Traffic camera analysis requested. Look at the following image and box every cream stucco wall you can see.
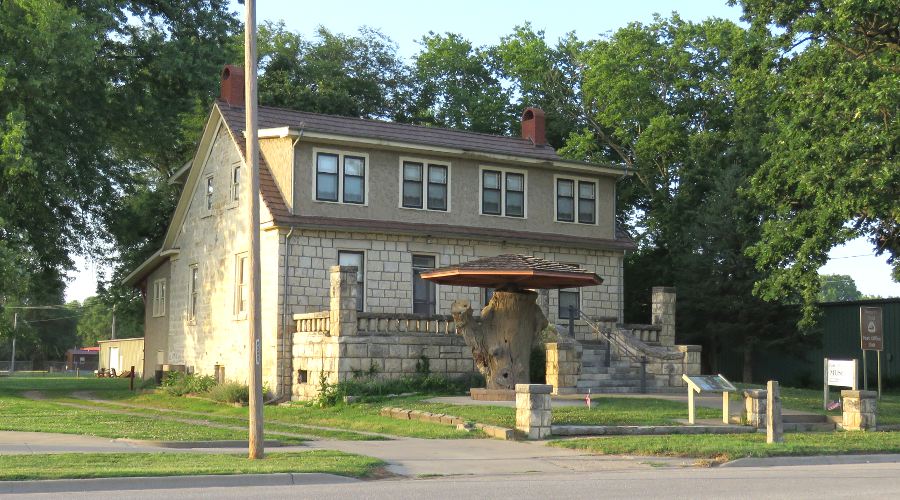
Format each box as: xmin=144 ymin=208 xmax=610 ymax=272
xmin=290 ymin=142 xmax=619 ymax=241
xmin=142 ymin=260 xmax=170 ymax=379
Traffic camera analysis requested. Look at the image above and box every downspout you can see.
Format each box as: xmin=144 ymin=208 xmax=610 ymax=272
xmin=274 ymin=126 xmax=304 ymax=403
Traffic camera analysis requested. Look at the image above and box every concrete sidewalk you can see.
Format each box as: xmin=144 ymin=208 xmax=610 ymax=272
xmin=0 ymin=431 xmax=308 ymax=455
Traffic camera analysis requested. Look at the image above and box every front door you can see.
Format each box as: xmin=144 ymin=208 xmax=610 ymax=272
xmin=108 ymin=347 xmax=120 ymax=372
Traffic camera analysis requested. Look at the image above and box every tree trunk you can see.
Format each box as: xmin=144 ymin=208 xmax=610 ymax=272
xmin=451 ymin=290 xmax=548 ymax=390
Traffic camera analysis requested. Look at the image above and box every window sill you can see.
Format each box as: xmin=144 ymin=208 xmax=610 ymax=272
xmin=554 ymin=219 xmax=598 ymax=226
xmin=399 ymin=205 xmax=449 ymax=213
xmin=312 ymin=199 xmax=369 ymax=207
xmin=479 ymin=212 xmax=526 ymax=219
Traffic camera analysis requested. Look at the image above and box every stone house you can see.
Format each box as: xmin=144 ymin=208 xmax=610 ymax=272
xmin=125 ymin=66 xmax=698 ymax=399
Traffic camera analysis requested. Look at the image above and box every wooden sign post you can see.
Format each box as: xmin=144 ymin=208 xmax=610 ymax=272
xmin=682 ymin=374 xmax=736 ymax=425
xmin=860 ymin=306 xmax=884 ymax=398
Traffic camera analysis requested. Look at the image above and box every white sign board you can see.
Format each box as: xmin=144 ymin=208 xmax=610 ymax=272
xmin=827 ymin=360 xmax=856 ymax=387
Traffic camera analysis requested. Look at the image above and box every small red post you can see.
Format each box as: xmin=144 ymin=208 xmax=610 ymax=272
xmin=130 ymin=365 xmax=135 ymax=391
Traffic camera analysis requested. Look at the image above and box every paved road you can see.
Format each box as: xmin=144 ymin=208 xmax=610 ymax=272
xmin=4 ymin=461 xmax=899 ymax=499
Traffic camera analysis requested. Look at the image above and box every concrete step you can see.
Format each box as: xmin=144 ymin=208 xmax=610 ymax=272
xmin=577 ymin=373 xmax=612 ymax=381
xmin=783 ymin=414 xmax=828 ymax=424
xmin=577 ymin=378 xmax=644 ymax=388
xmin=784 ymin=422 xmax=835 ymax=432
xmin=577 ymin=386 xmax=645 ymax=394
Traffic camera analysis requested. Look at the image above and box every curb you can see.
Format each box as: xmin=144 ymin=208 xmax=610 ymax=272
xmin=113 ymin=438 xmax=287 ymax=449
xmin=720 ymin=453 xmax=900 ymax=468
xmin=0 ymin=472 xmax=359 ymax=494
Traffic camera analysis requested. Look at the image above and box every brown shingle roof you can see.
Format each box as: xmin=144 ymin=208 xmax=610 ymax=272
xmin=218 ymin=101 xmax=561 ymax=161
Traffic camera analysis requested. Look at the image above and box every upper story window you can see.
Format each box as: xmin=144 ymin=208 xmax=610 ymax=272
xmin=481 ymin=167 xmax=526 ymax=218
xmin=555 ymin=175 xmax=597 ymax=224
xmin=205 ymin=175 xmax=214 ymax=211
xmin=315 ymin=150 xmax=367 ymax=205
xmin=230 ymin=164 xmax=241 ymax=203
xmin=401 ymin=159 xmax=449 ymax=211
xmin=188 ymin=264 xmax=199 ymax=322
xmin=151 ymin=278 xmax=166 ymax=317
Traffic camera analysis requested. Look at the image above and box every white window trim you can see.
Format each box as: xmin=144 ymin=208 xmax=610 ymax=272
xmin=478 ymin=165 xmax=528 ymax=218
xmin=204 ymin=175 xmax=215 ymax=214
xmin=151 ymin=278 xmax=166 ymax=317
xmin=234 ymin=252 xmax=248 ymax=320
xmin=312 ymin=147 xmax=370 ymax=206
xmin=553 ymin=173 xmax=599 ymax=225
xmin=397 ymin=156 xmax=452 ymax=212
xmin=336 ymin=249 xmax=367 ymax=312
xmin=188 ymin=264 xmax=199 ymax=324
xmin=229 ymin=162 xmax=241 ymax=206
xmin=411 ymin=252 xmax=440 ymax=315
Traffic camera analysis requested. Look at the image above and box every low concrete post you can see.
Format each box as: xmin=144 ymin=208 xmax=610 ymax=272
xmin=329 ymin=266 xmax=358 ymax=337
xmin=841 ymin=390 xmax=878 ymax=431
xmin=545 ymin=341 xmax=578 ymax=395
xmin=743 ymin=389 xmax=767 ymax=428
xmin=515 ymin=384 xmax=553 ymax=440
xmin=766 ymin=381 xmax=783 ymax=444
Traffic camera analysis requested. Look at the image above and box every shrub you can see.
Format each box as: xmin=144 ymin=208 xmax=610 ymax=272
xmin=160 ymin=372 xmax=216 ymax=396
xmin=208 ymin=382 xmax=250 ymax=404
xmin=313 ymin=371 xmax=485 ymax=407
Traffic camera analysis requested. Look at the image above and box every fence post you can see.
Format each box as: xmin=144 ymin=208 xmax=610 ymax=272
xmin=130 ymin=366 xmax=135 ymax=391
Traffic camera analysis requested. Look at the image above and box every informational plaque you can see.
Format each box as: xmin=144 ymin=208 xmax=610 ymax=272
xmin=826 ymin=359 xmax=856 ymax=388
xmin=681 ymin=374 xmax=736 ymax=425
xmin=860 ymin=306 xmax=884 ymax=351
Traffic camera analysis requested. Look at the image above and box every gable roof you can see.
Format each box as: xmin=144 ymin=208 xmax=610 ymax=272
xmin=217 ymin=102 xmax=562 ymax=162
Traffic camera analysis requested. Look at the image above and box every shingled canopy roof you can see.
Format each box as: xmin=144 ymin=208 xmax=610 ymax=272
xmin=420 ymin=254 xmax=603 ymax=290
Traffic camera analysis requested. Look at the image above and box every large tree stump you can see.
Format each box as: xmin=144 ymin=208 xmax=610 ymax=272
xmin=451 ymin=290 xmax=549 ymax=390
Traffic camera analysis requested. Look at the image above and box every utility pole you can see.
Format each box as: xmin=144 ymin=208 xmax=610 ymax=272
xmin=244 ymin=0 xmax=264 ymax=460
xmin=10 ymin=312 xmax=16 ymax=373
xmin=111 ymin=304 xmax=117 ymax=340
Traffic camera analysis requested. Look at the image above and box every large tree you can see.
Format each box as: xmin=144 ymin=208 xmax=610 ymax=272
xmin=736 ymin=0 xmax=899 ymax=325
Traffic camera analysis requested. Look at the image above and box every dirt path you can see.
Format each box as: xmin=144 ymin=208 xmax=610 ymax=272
xmin=67 ymin=391 xmax=393 ymax=440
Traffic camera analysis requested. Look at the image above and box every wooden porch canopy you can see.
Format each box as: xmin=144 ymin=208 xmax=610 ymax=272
xmin=420 ymin=254 xmax=603 ymax=290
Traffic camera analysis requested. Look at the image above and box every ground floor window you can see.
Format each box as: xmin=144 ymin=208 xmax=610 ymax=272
xmin=338 ymin=250 xmax=365 ymax=311
xmin=412 ymin=255 xmax=436 ymax=315
xmin=559 ymin=289 xmax=580 ymax=319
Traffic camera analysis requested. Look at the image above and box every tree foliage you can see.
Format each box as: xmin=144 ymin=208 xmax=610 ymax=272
xmin=736 ymin=0 xmax=899 ymax=325
xmin=818 ymin=274 xmax=864 ymax=302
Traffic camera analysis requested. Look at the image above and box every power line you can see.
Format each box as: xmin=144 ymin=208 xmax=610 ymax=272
xmin=20 ymin=314 xmax=83 ymax=324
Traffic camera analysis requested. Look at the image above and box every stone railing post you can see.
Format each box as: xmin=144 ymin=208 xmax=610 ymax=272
xmin=515 ymin=384 xmax=552 ymax=440
xmin=329 ymin=265 xmax=358 ymax=337
xmin=743 ymin=389 xmax=767 ymax=428
xmin=651 ymin=286 xmax=676 ymax=347
xmin=545 ymin=341 xmax=578 ymax=395
xmin=841 ymin=390 xmax=878 ymax=431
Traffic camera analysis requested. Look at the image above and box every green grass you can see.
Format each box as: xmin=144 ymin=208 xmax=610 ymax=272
xmin=0 ymin=451 xmax=384 ymax=481
xmin=394 ymin=397 xmax=721 ymax=428
xmin=736 ymin=384 xmax=900 ymax=425
xmin=552 ymin=431 xmax=900 ymax=462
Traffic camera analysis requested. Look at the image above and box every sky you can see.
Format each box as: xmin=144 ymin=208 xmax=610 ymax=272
xmin=63 ymin=0 xmax=900 ymax=302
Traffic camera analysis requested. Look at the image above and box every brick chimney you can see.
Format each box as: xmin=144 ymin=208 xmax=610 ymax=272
xmin=521 ymin=107 xmax=547 ymax=146
xmin=220 ymin=65 xmax=244 ymax=107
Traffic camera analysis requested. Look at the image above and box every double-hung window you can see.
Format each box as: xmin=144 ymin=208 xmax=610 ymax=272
xmin=556 ymin=176 xmax=597 ymax=224
xmin=188 ymin=265 xmax=199 ymax=322
xmin=205 ymin=176 xmax=214 ymax=211
xmin=234 ymin=253 xmax=248 ymax=318
xmin=230 ymin=164 xmax=241 ymax=202
xmin=152 ymin=279 xmax=166 ymax=317
xmin=412 ymin=255 xmax=436 ymax=315
xmin=481 ymin=167 xmax=525 ymax=217
xmin=315 ymin=151 xmax=367 ymax=204
xmin=401 ymin=160 xmax=449 ymax=211
xmin=338 ymin=251 xmax=365 ymax=312
xmin=559 ymin=289 xmax=580 ymax=319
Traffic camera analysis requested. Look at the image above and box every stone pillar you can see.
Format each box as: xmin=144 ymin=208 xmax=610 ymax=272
xmin=515 ymin=384 xmax=552 ymax=440
xmin=545 ymin=341 xmax=579 ymax=395
xmin=766 ymin=380 xmax=783 ymax=444
xmin=841 ymin=390 xmax=878 ymax=431
xmin=329 ymin=266 xmax=358 ymax=337
xmin=651 ymin=286 xmax=676 ymax=346
xmin=744 ymin=389 xmax=767 ymax=428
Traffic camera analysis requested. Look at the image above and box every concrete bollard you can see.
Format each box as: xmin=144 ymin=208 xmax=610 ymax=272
xmin=515 ymin=384 xmax=553 ymax=440
xmin=766 ymin=381 xmax=783 ymax=444
xmin=841 ymin=390 xmax=878 ymax=431
xmin=743 ymin=389 xmax=767 ymax=429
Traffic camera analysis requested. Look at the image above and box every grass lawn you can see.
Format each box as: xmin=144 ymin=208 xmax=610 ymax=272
xmin=0 ymin=450 xmax=384 ymax=481
xmin=393 ymin=397 xmax=721 ymax=428
xmin=736 ymin=384 xmax=900 ymax=425
xmin=552 ymin=431 xmax=900 ymax=462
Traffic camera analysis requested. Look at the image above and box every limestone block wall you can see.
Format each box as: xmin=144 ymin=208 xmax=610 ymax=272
xmin=545 ymin=341 xmax=580 ymax=395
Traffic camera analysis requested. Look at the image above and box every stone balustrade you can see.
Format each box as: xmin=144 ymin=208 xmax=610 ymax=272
xmin=624 ymin=323 xmax=661 ymax=344
xmin=357 ymin=313 xmax=455 ymax=336
xmin=294 ymin=311 xmax=331 ymax=335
